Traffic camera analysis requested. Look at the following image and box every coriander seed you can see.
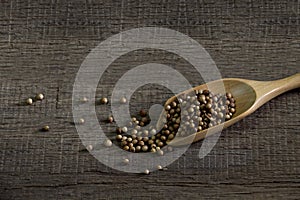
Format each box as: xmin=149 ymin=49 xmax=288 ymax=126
xmin=42 ymin=125 xmax=50 ymax=132
xmin=36 ymin=93 xmax=44 ymax=100
xmin=116 ymin=134 xmax=122 ymax=141
xmin=87 ymin=144 xmax=93 ymax=151
xmin=78 ymin=118 xmax=85 ymax=124
xmin=157 ymin=165 xmax=163 ymax=170
xmin=100 ymin=97 xmax=108 ymax=104
xmin=157 ymin=149 xmax=164 ymax=156
xmin=139 ymin=109 xmax=147 ymax=117
xmin=81 ymin=97 xmax=88 ymax=103
xmin=107 ymin=116 xmax=114 ymax=123
xmin=121 ymin=126 xmax=128 ymax=133
xmin=123 ymin=158 xmax=130 ymax=164
xmin=142 ymin=145 xmax=148 ymax=152
xmin=26 ymin=98 xmax=33 ymax=105
xmin=104 ymin=139 xmax=112 ymax=147
xmin=120 ymin=97 xmax=127 ymax=104
xmin=144 ymin=169 xmax=150 ymax=175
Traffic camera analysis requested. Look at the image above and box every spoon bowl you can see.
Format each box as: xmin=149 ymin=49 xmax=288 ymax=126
xmin=161 ymin=73 xmax=300 ymax=146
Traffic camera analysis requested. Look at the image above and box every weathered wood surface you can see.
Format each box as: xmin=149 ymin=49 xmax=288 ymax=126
xmin=0 ymin=0 xmax=299 ymax=199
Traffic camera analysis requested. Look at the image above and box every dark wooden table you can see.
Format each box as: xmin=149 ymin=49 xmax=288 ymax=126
xmin=0 ymin=0 xmax=299 ymax=199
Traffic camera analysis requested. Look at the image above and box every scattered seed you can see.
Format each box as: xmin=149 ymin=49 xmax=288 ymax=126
xmin=42 ymin=125 xmax=50 ymax=132
xmin=36 ymin=93 xmax=44 ymax=100
xmin=78 ymin=118 xmax=85 ymax=124
xmin=120 ymin=97 xmax=127 ymax=104
xmin=87 ymin=144 xmax=93 ymax=151
xmin=157 ymin=149 xmax=164 ymax=156
xmin=81 ymin=97 xmax=88 ymax=103
xmin=123 ymin=158 xmax=130 ymax=164
xmin=107 ymin=116 xmax=114 ymax=123
xmin=26 ymin=98 xmax=33 ymax=105
xmin=157 ymin=165 xmax=163 ymax=170
xmin=121 ymin=126 xmax=128 ymax=133
xmin=100 ymin=97 xmax=108 ymax=104
xmin=103 ymin=139 xmax=112 ymax=147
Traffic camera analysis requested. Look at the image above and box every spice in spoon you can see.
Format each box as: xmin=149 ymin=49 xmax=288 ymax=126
xmin=114 ymin=89 xmax=236 ymax=153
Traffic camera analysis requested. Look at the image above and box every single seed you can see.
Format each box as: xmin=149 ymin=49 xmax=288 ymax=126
xmin=116 ymin=127 xmax=122 ymax=134
xmin=158 ymin=142 xmax=164 ymax=147
xmin=165 ymin=105 xmax=171 ymax=111
xmin=157 ymin=149 xmax=164 ymax=156
xmin=107 ymin=116 xmax=114 ymax=123
xmin=81 ymin=97 xmax=88 ymax=103
xmin=230 ymin=108 xmax=236 ymax=113
xmin=218 ymin=112 xmax=224 ymax=119
xmin=87 ymin=144 xmax=93 ymax=151
xmin=36 ymin=93 xmax=44 ymax=100
xmin=26 ymin=98 xmax=33 ymax=105
xmin=116 ymin=134 xmax=122 ymax=140
xmin=171 ymin=102 xmax=177 ymax=108
xmin=168 ymin=134 xmax=174 ymax=140
xmin=120 ymin=97 xmax=127 ymax=104
xmin=148 ymin=140 xmax=154 ymax=145
xmin=139 ymin=109 xmax=147 ymax=117
xmin=131 ymin=117 xmax=137 ymax=122
xmin=42 ymin=125 xmax=50 ymax=131
xmin=123 ymin=158 xmax=130 ymax=164
xmin=160 ymin=136 xmax=166 ymax=141
xmin=138 ymin=141 xmax=145 ymax=146
xmin=123 ymin=146 xmax=129 ymax=151
xmin=131 ymin=129 xmax=138 ymax=135
xmin=78 ymin=118 xmax=85 ymax=124
xmin=136 ymin=146 xmax=141 ymax=152
xmin=121 ymin=126 xmax=128 ymax=133
xmin=157 ymin=165 xmax=163 ymax=170
xmin=188 ymin=107 xmax=194 ymax=113
xmin=100 ymin=97 xmax=108 ymax=104
xmin=167 ymin=146 xmax=173 ymax=152
xmin=142 ymin=145 xmax=148 ymax=152
xmin=144 ymin=169 xmax=150 ymax=175
xmin=130 ymin=146 xmax=135 ymax=152
xmin=150 ymin=148 xmax=156 ymax=153
xmin=141 ymin=117 xmax=148 ymax=123
xmin=132 ymin=139 xmax=138 ymax=144
xmin=121 ymin=141 xmax=127 ymax=146
xmin=150 ymin=129 xmax=156 ymax=135
xmin=104 ymin=139 xmax=112 ymax=147
xmin=226 ymin=92 xmax=232 ymax=98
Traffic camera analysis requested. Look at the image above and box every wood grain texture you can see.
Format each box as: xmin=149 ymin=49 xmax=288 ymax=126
xmin=0 ymin=0 xmax=299 ymax=199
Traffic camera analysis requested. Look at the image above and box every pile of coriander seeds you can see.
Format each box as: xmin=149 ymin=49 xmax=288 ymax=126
xmin=114 ymin=89 xmax=236 ymax=154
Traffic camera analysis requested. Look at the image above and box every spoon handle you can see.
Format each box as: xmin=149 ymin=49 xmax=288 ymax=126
xmin=248 ymin=73 xmax=300 ymax=109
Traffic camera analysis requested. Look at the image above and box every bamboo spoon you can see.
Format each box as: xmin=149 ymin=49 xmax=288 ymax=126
xmin=161 ymin=73 xmax=300 ymax=146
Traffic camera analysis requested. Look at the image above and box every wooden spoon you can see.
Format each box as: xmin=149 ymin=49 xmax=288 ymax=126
xmin=160 ymin=73 xmax=300 ymax=146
